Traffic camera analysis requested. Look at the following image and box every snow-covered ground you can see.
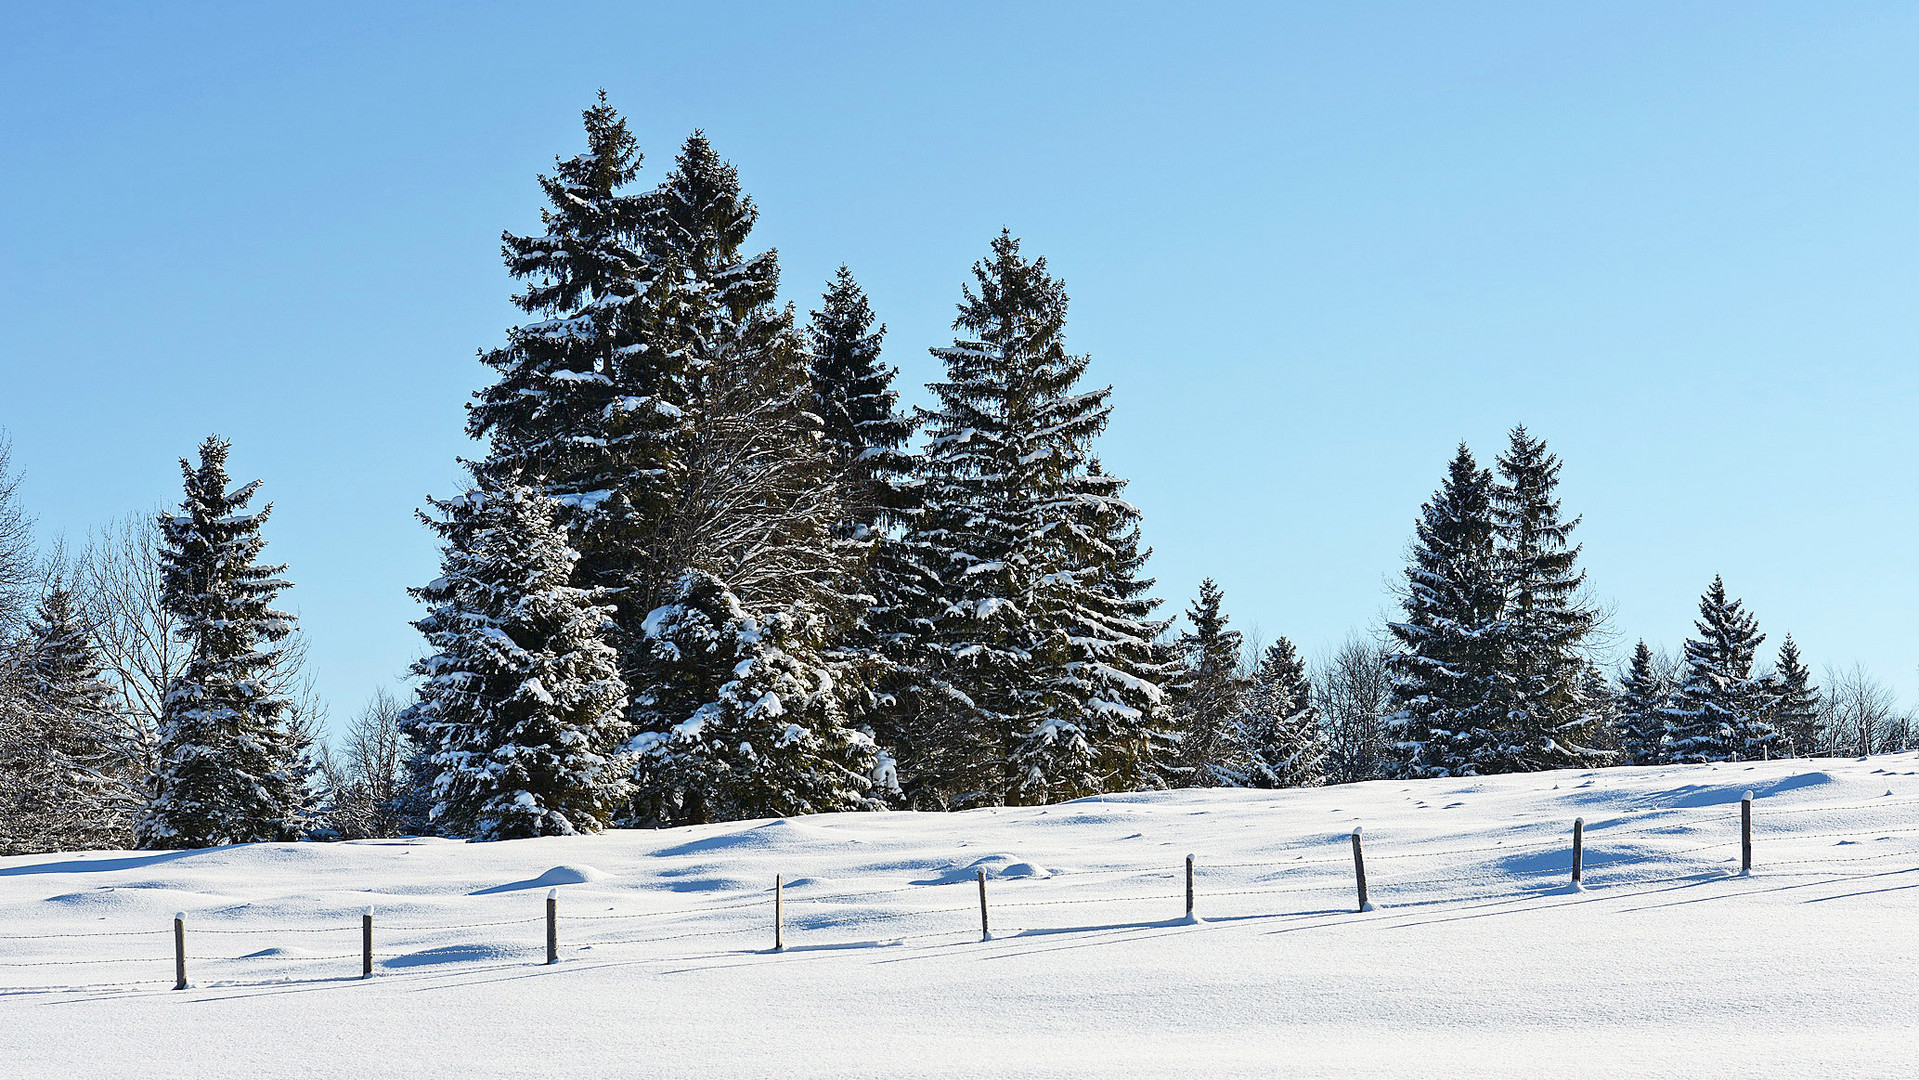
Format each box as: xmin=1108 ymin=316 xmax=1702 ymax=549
xmin=4 ymin=755 xmax=1918 ymax=1078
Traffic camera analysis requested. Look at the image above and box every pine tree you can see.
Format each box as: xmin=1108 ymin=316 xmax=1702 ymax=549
xmin=1487 ymin=426 xmax=1602 ymax=771
xmin=805 ymin=266 xmax=920 ymax=794
xmin=899 ymin=231 xmax=1164 ymax=806
xmin=468 ymin=92 xmax=678 ymax=619
xmin=1661 ymin=576 xmax=1776 ymax=764
xmin=631 ymin=570 xmax=878 ymax=823
xmin=0 ymin=584 xmax=128 ymax=853
xmin=401 ymin=478 xmax=631 ymax=840
xmin=1238 ymin=637 xmax=1327 ymax=788
xmin=1770 ymin=636 xmax=1822 ymax=757
xmin=136 ymin=438 xmax=307 ymax=848
xmin=1615 ymin=641 xmax=1669 ymax=766
xmin=1386 ymin=445 xmax=1505 ymax=778
xmin=1166 ymin=579 xmax=1249 ymax=786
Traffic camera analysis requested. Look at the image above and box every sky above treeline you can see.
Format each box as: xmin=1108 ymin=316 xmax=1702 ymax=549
xmin=3 ymin=3 xmax=1916 ymax=729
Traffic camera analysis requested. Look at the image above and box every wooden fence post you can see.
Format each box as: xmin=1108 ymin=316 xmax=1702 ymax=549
xmin=173 ymin=912 xmax=187 ymax=991
xmin=1741 ymin=790 xmax=1753 ymax=875
xmin=1185 ymin=854 xmax=1195 ymax=922
xmin=362 ymin=906 xmax=374 ymax=979
xmin=976 ymin=868 xmax=990 ymax=942
xmin=1571 ymin=817 xmax=1585 ymax=888
xmin=546 ymin=888 xmax=559 ymax=965
xmin=774 ymin=875 xmax=784 ymax=951
xmin=1350 ymin=828 xmax=1371 ymax=912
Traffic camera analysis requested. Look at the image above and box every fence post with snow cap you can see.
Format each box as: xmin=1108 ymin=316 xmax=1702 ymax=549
xmin=1741 ymin=791 xmax=1753 ymax=874
xmin=1185 ymin=854 xmax=1195 ymax=921
xmin=173 ymin=912 xmax=187 ymax=991
xmin=1350 ymin=829 xmax=1371 ymax=912
xmin=774 ymin=875 xmax=784 ymax=951
xmin=362 ymin=906 xmax=374 ymax=979
xmin=546 ymin=888 xmax=558 ymax=965
xmin=1572 ymin=818 xmax=1585 ymax=887
xmin=977 ymin=869 xmax=990 ymax=941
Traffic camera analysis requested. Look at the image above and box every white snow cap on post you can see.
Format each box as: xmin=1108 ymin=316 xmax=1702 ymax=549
xmin=174 ymin=911 xmax=185 ymax=922
xmin=548 ymin=888 xmax=558 ymax=900
xmin=1743 ymin=790 xmax=1754 ymax=801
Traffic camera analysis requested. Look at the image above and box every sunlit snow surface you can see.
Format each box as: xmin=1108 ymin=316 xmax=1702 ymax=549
xmin=5 ymin=754 xmax=1918 ymax=1077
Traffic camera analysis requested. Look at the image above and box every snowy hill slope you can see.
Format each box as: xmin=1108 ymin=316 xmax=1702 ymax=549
xmin=4 ymin=755 xmax=1919 ymax=1078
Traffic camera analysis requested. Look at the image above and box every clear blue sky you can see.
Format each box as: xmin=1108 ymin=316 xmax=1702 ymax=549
xmin=3 ymin=2 xmax=1916 ymax=729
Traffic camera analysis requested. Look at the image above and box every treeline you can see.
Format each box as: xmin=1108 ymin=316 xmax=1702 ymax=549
xmin=0 ymin=97 xmax=1911 ymax=854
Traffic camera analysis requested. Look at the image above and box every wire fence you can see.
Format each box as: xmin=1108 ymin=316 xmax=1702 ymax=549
xmin=2 ymin=788 xmax=1912 ymax=993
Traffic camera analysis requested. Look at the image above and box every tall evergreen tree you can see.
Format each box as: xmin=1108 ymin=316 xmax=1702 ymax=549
xmin=1661 ymin=576 xmax=1776 ymax=764
xmin=898 ymin=231 xmax=1165 ymax=806
xmin=1770 ymin=635 xmax=1822 ymax=757
xmin=467 ymin=92 xmax=677 ymax=616
xmin=1237 ymin=637 xmax=1327 ymax=788
xmin=805 ymin=266 xmax=920 ymax=794
xmin=1386 ymin=445 xmax=1505 ymax=778
xmin=1615 ymin=640 xmax=1668 ymax=766
xmin=402 ymin=478 xmax=631 ymax=840
xmin=1488 ymin=426 xmax=1602 ymax=771
xmin=1166 ymin=579 xmax=1249 ymax=786
xmin=136 ymin=438 xmax=307 ymax=848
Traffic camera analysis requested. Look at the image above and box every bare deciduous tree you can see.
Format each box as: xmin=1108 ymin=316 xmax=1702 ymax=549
xmin=316 ymin=688 xmax=422 ymax=839
xmin=1314 ymin=632 xmax=1395 ymax=784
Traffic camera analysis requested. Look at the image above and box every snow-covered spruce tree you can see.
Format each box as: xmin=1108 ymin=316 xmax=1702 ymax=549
xmin=466 ymin=94 xmax=681 ymax=642
xmin=0 ymin=584 xmax=128 ymax=853
xmin=1237 ymin=637 xmax=1327 ymax=789
xmin=1386 ymin=445 xmax=1506 ymax=778
xmin=1486 ymin=426 xmax=1603 ymax=772
xmin=1769 ymin=635 xmax=1822 ymax=757
xmin=1615 ymin=640 xmax=1669 ymax=766
xmin=1660 ymin=576 xmax=1777 ymax=764
xmin=136 ymin=438 xmax=307 ymax=848
xmin=805 ymin=266 xmax=921 ymax=796
xmin=402 ymin=478 xmax=631 ymax=840
xmin=898 ymin=231 xmax=1167 ymax=807
xmin=1166 ymin=579 xmax=1250 ymax=786
xmin=631 ymin=570 xmax=878 ymax=823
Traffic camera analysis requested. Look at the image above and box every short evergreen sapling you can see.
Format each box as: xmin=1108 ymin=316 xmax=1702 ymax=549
xmin=402 ymin=479 xmax=631 ymax=840
xmin=1615 ymin=640 xmax=1669 ymax=766
xmin=0 ymin=584 xmax=128 ymax=853
xmin=630 ymin=570 xmax=879 ymax=824
xmin=1660 ymin=576 xmax=1777 ymax=764
xmin=1769 ymin=636 xmax=1822 ymax=757
xmin=1166 ymin=579 xmax=1250 ymax=786
xmin=1237 ymin=637 xmax=1327 ymax=788
xmin=136 ymin=438 xmax=308 ymax=848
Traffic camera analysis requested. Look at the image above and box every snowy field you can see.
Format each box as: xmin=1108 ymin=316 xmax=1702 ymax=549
xmin=4 ymin=755 xmax=1918 ymax=1078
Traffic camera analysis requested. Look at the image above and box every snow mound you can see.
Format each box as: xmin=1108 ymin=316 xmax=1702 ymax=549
xmin=470 ymin=864 xmax=605 ymax=894
xmin=911 ymin=853 xmax=1055 ymax=885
